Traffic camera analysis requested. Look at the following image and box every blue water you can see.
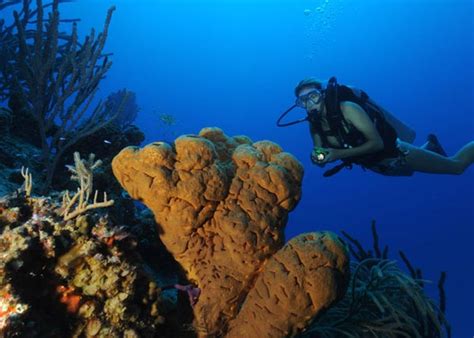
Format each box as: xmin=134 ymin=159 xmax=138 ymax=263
xmin=32 ymin=0 xmax=474 ymax=335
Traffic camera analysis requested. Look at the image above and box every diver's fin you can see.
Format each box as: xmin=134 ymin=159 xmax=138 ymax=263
xmin=424 ymin=134 xmax=447 ymax=156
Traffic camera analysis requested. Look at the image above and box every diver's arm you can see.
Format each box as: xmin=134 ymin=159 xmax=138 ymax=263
xmin=335 ymin=101 xmax=384 ymax=159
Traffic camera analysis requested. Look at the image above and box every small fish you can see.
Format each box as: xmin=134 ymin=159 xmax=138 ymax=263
xmin=103 ymin=140 xmax=112 ymax=144
xmin=59 ymin=137 xmax=66 ymax=141
xmin=159 ymin=113 xmax=176 ymax=126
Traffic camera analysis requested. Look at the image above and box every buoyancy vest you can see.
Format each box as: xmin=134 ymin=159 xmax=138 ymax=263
xmin=310 ymin=77 xmax=400 ymax=169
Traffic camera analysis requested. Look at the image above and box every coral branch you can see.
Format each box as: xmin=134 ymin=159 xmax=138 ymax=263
xmin=19 ymin=166 xmax=32 ymax=197
xmin=302 ymin=222 xmax=451 ymax=338
xmin=61 ymin=152 xmax=113 ymax=221
xmin=438 ymin=271 xmax=446 ymax=314
xmin=398 ymin=250 xmax=416 ymax=279
xmin=4 ymin=0 xmax=119 ymax=191
xmin=341 ymin=230 xmax=369 ymax=261
xmin=437 ymin=271 xmax=451 ymax=338
xmin=371 ymin=219 xmax=381 ymax=258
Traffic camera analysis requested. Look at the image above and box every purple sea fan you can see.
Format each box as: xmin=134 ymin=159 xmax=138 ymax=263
xmin=105 ymin=89 xmax=140 ymax=131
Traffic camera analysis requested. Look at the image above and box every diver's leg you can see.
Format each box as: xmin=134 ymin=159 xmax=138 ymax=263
xmin=452 ymin=141 xmax=474 ymax=168
xmin=401 ymin=140 xmax=474 ymax=175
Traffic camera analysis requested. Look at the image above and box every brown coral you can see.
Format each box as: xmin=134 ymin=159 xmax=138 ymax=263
xmin=226 ymin=232 xmax=349 ymax=337
xmin=112 ymin=127 xmax=350 ymax=336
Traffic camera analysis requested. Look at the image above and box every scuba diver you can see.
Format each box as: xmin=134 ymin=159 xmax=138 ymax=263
xmin=277 ymin=77 xmax=474 ymax=177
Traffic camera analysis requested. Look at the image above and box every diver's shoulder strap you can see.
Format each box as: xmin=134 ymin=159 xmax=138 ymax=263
xmin=324 ymin=83 xmax=354 ymax=147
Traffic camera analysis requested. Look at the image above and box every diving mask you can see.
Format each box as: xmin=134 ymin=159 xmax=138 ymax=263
xmin=295 ymin=89 xmax=323 ymax=108
xmin=276 ymin=86 xmax=326 ymax=127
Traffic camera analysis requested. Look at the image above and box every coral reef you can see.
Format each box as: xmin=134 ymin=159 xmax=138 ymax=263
xmin=0 ymin=193 xmax=165 ymax=336
xmin=112 ymin=127 xmax=351 ymax=337
xmin=0 ymin=1 xmax=156 ymax=228
xmin=0 ymin=0 xmax=123 ymax=191
xmin=0 ymin=155 xmax=169 ymax=336
xmin=299 ymin=221 xmax=451 ymax=338
xmin=0 ymin=127 xmax=452 ymax=337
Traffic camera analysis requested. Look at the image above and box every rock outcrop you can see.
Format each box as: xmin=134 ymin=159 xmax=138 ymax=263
xmin=0 ymin=195 xmax=164 ymax=336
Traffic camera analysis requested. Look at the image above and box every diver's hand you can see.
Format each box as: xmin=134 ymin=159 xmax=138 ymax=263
xmin=319 ymin=148 xmax=342 ymax=164
xmin=311 ymin=147 xmax=341 ymax=165
xmin=311 ymin=147 xmax=326 ymax=167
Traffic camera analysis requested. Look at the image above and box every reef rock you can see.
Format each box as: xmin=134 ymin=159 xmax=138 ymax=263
xmin=0 ymin=194 xmax=165 ymax=336
xmin=112 ymin=127 xmax=350 ymax=337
